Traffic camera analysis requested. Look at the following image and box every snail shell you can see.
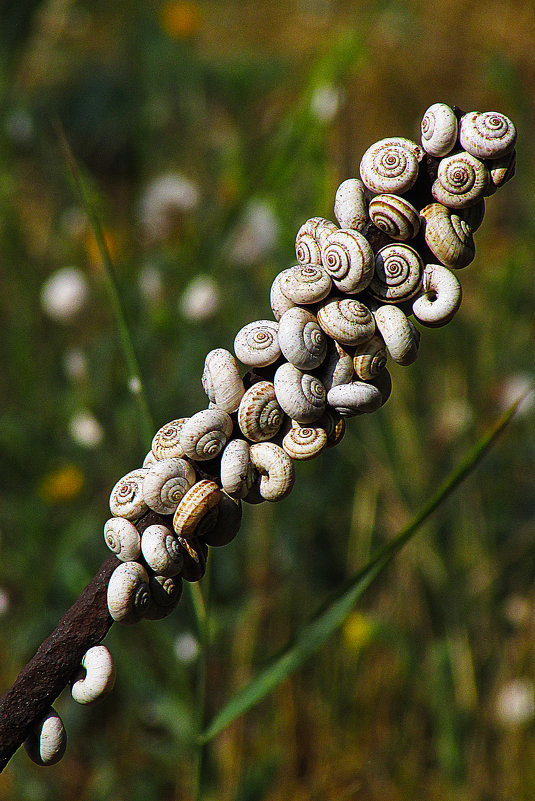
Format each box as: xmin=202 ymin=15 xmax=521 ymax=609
xmin=196 ymin=491 xmax=242 ymax=547
xmin=420 ymin=102 xmax=458 ymax=157
xmin=143 ymin=458 xmax=196 ymax=514
xmin=278 ymin=307 xmax=327 ymax=370
xmin=334 ymin=178 xmax=368 ymax=231
xmin=353 ymin=334 xmax=388 ymax=380
xmin=459 ymin=111 xmax=516 ymax=160
xmin=314 ymin=338 xmax=354 ymax=391
xmin=24 ymin=707 xmax=67 ymax=766
xmin=201 ymin=348 xmax=245 ymax=413
xmin=152 ymin=418 xmax=189 ymax=460
xmin=173 ymin=479 xmax=222 ymax=539
xmin=460 ymin=199 xmax=485 ymax=233
xmin=177 ymin=535 xmax=208 ymax=582
xmin=412 ymin=263 xmax=462 ymax=327
xmin=360 ymin=137 xmax=423 ymax=195
xmin=373 ymin=305 xmax=420 ymax=366
xmin=142 ymin=450 xmax=158 ymax=468
xmin=273 ymin=362 xmax=326 ymax=424
xmin=369 ymin=243 xmax=423 ymax=303
xmin=327 ymin=381 xmax=383 ymax=417
xmin=317 ymin=408 xmax=346 ymax=447
xmin=237 ymin=380 xmax=285 ymax=442
xmin=368 ymin=194 xmax=420 ymax=241
xmin=107 ymin=561 xmax=151 ymax=624
xmin=420 ymin=203 xmax=475 ymax=269
xmin=103 ymin=517 xmax=141 ymax=562
xmin=109 ymin=468 xmax=149 ymax=520
xmin=279 ymin=264 xmax=332 ymax=305
xmin=295 ymin=217 xmax=338 ymax=265
xmin=144 ymin=574 xmax=183 ymax=619
xmin=316 ymin=297 xmax=375 ymax=346
xmin=368 ymin=366 xmax=392 ymax=406
xmin=141 ymin=524 xmax=184 ymax=577
xmin=320 ymin=228 xmax=375 ymax=293
xmin=179 ymin=409 xmax=233 ymax=461
xmin=71 ymin=645 xmax=116 ymax=705
xmin=432 ymin=151 xmax=489 ymax=209
xmin=249 ymin=442 xmax=295 ymax=501
xmin=220 ymin=438 xmax=256 ymax=498
xmin=234 ymin=319 xmax=281 ymax=367
xmin=270 ymin=270 xmax=296 ymax=321
xmin=282 ymin=423 xmax=328 ymax=460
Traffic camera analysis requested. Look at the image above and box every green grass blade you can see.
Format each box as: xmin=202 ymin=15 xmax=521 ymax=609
xmin=200 ymin=392 xmax=530 ymax=743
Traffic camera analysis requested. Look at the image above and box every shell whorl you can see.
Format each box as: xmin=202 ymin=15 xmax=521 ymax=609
xmin=432 ymin=151 xmax=489 ymax=209
xmin=71 ymin=645 xmax=116 ymax=705
xmin=368 ymin=194 xmax=420 ymax=241
xmin=143 ymin=458 xmax=196 ymax=514
xmin=173 ymin=479 xmax=222 ymax=539
xmin=369 ymin=244 xmax=423 ymax=303
xmin=107 ymin=561 xmax=151 ymax=624
xmin=201 ymin=348 xmax=245 ymax=413
xmin=24 ymin=708 xmax=67 ymax=766
xmin=104 ymin=517 xmax=141 ymax=562
xmin=282 ymin=423 xmax=328 ymax=461
xmin=151 ymin=418 xmax=189 ymax=460
xmin=334 ymin=178 xmax=368 ymax=231
xmin=179 ymin=409 xmax=233 ymax=461
xmin=234 ymin=319 xmax=281 ymax=367
xmin=109 ymin=468 xmax=149 ymax=520
xmin=420 ymin=203 xmax=475 ymax=269
xmin=316 ymin=297 xmax=375 ymax=346
xmin=420 ymin=102 xmax=458 ymax=157
xmin=459 ymin=111 xmax=516 ymax=160
xmin=249 ymin=442 xmax=295 ymax=501
xmin=278 ymin=307 xmax=327 ymax=370
xmin=141 ymin=524 xmax=184 ymax=577
xmin=360 ymin=137 xmax=423 ymax=195
xmin=279 ymin=264 xmax=332 ymax=305
xmin=273 ymin=362 xmax=326 ymax=424
xmin=237 ymin=381 xmax=285 ymax=442
xmin=320 ymin=229 xmax=374 ymax=293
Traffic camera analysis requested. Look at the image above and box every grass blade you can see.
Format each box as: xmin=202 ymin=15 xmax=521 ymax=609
xmin=201 ymin=392 xmax=529 ymax=743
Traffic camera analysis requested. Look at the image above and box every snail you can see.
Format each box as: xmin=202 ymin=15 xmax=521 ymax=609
xmin=141 ymin=524 xmax=184 ymax=577
xmin=282 ymin=422 xmax=328 ymax=460
xmin=234 ymin=319 xmax=281 ymax=367
xmin=144 ymin=574 xmax=183 ymax=619
xmin=313 ymin=338 xmax=354 ymax=391
xmin=277 ymin=307 xmax=327 ymax=370
xmin=173 ymin=479 xmax=222 ymax=539
xmin=220 ymin=438 xmax=256 ymax=498
xmin=369 ymin=244 xmax=423 ymax=303
xmin=368 ymin=194 xmax=420 ymax=241
xmin=360 ymin=137 xmax=423 ymax=195
xmin=196 ymin=491 xmax=242 ymax=547
xmin=270 ymin=270 xmax=296 ymax=321
xmin=420 ymin=203 xmax=475 ymax=269
xmin=249 ymin=442 xmax=295 ymax=501
xmin=320 ymin=228 xmax=375 ymax=293
xmin=333 ymin=178 xmax=368 ymax=231
xmin=295 ymin=217 xmax=338 ymax=265
xmin=279 ymin=264 xmax=332 ymax=305
xmin=237 ymin=381 xmax=285 ymax=442
xmin=353 ymin=335 xmax=388 ymax=381
xmin=109 ymin=468 xmax=149 ymax=520
xmin=107 ymin=561 xmax=151 ymax=624
xmin=273 ymin=362 xmax=326 ymax=424
xmin=317 ymin=407 xmax=346 ymax=447
xmin=412 ymin=263 xmax=462 ymax=327
xmin=459 ymin=111 xmax=516 ymax=160
xmin=179 ymin=409 xmax=233 ymax=461
xmin=316 ymin=296 xmax=375 ymax=346
xmin=71 ymin=645 xmax=116 ymax=705
xmin=143 ymin=457 xmax=196 ymax=515
xmin=373 ymin=305 xmax=420 ymax=366
xmin=201 ymin=348 xmax=245 ymax=413
xmin=24 ymin=707 xmax=67 ymax=766
xmin=327 ymin=381 xmax=384 ymax=417
xmin=177 ymin=536 xmax=208 ymax=582
xmin=151 ymin=418 xmax=189 ymax=460
xmin=103 ymin=516 xmax=141 ymax=562
xmin=432 ymin=151 xmax=489 ymax=209
xmin=420 ymin=102 xmax=458 ymax=157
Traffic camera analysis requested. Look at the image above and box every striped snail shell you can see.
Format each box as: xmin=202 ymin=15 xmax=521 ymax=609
xmin=220 ymin=438 xmax=256 ymax=498
xmin=249 ymin=442 xmax=295 ymax=501
xmin=273 ymin=362 xmax=326 ymax=424
xmin=279 ymin=264 xmax=332 ymax=305
xmin=334 ymin=178 xmax=368 ymax=231
xmin=201 ymin=348 xmax=245 ymax=413
xmin=270 ymin=269 xmax=296 ymax=321
xmin=295 ymin=217 xmax=337 ymax=265
xmin=317 ymin=296 xmax=375 ymax=346
xmin=103 ymin=517 xmax=141 ymax=562
xmin=373 ymin=305 xmax=420 ymax=366
xmin=420 ymin=103 xmax=458 ymax=157
xmin=196 ymin=491 xmax=242 ymax=547
xmin=71 ymin=645 xmax=116 ymax=705
xmin=314 ymin=338 xmax=354 ymax=391
xmin=152 ymin=418 xmax=189 ymax=460
xmin=107 ymin=561 xmax=151 ymax=624
xmin=234 ymin=319 xmax=281 ymax=367
xmin=369 ymin=243 xmax=423 ymax=303
xmin=432 ymin=151 xmax=489 ymax=209
xmin=24 ymin=707 xmax=67 ymax=766
xmin=141 ymin=524 xmax=184 ymax=577
xmin=327 ymin=381 xmax=384 ymax=417
xmin=278 ymin=307 xmax=327 ymax=370
xmin=360 ymin=137 xmax=423 ymax=195
xmin=177 ymin=535 xmax=208 ymax=582
xmin=368 ymin=194 xmax=420 ymax=241
xmin=459 ymin=111 xmax=516 ymax=160
xmin=173 ymin=479 xmax=222 ymax=539
xmin=412 ymin=263 xmax=462 ymax=327
xmin=237 ymin=380 xmax=285 ymax=442
xmin=144 ymin=574 xmax=183 ymax=619
xmin=316 ymin=407 xmax=346 ymax=447
xmin=321 ymin=228 xmax=375 ymax=293
xmin=143 ymin=458 xmax=196 ymax=514
xmin=109 ymin=468 xmax=149 ymax=520
xmin=353 ymin=334 xmax=388 ymax=380
xmin=179 ymin=409 xmax=233 ymax=461
xmin=282 ymin=423 xmax=328 ymax=461
xmin=420 ymin=203 xmax=475 ymax=269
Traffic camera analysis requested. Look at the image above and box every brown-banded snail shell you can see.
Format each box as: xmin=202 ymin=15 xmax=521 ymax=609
xmin=459 ymin=111 xmax=516 ymax=160
xmin=369 ymin=243 xmax=423 ymax=303
xmin=313 ymin=338 xmax=354 ymax=391
xmin=144 ymin=574 xmax=183 ymax=619
xmin=151 ymin=418 xmax=189 ymax=460
xmin=282 ymin=423 xmax=328 ymax=460
xmin=196 ymin=491 xmax=242 ymax=547
xmin=278 ymin=307 xmax=327 ymax=370
xmin=109 ymin=468 xmax=149 ymax=520
xmin=432 ymin=151 xmax=489 ymax=209
xmin=220 ymin=438 xmax=256 ymax=498
xmin=143 ymin=457 xmax=196 ymax=514
xmin=359 ymin=137 xmax=423 ymax=195
xmin=327 ymin=381 xmax=384 ymax=417
xmin=420 ymin=102 xmax=458 ymax=157
xmin=103 ymin=517 xmax=141 ymax=562
xmin=201 ymin=348 xmax=245 ymax=413
xmin=107 ymin=561 xmax=151 ymax=624
xmin=179 ymin=409 xmax=233 ymax=461
xmin=420 ymin=203 xmax=475 ymax=269
xmin=237 ymin=380 xmax=285 ymax=442
xmin=320 ymin=228 xmax=375 ymax=293
xmin=279 ymin=264 xmax=332 ymax=305
xmin=234 ymin=319 xmax=280 ymax=367
xmin=71 ymin=645 xmax=116 ymax=705
xmin=412 ymin=263 xmax=462 ymax=327
xmin=334 ymin=178 xmax=368 ymax=231
xmin=173 ymin=479 xmax=222 ymax=539
xmin=373 ymin=305 xmax=420 ymax=366
xmin=141 ymin=524 xmax=184 ymax=577
xmin=353 ymin=335 xmax=388 ymax=380
xmin=24 ymin=707 xmax=67 ymax=766
xmin=249 ymin=442 xmax=295 ymax=501
xmin=368 ymin=194 xmax=420 ymax=241
xmin=316 ymin=297 xmax=375 ymax=346
xmin=270 ymin=270 xmax=296 ymax=321
xmin=273 ymin=362 xmax=326 ymax=424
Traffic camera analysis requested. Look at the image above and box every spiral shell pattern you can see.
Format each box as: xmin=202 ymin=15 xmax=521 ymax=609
xmin=109 ymin=468 xmax=149 ymax=520
xmin=173 ymin=479 xmax=222 ymax=539
xmin=317 ymin=297 xmax=375 ymax=346
xmin=368 ymin=194 xmax=420 ymax=241
xmin=420 ymin=102 xmax=458 ymax=157
xmin=146 ymin=574 xmax=183 ymax=618
xmin=327 ymin=381 xmax=384 ymax=417
xmin=432 ymin=152 xmax=489 ymax=209
xmin=370 ymin=244 xmax=423 ymax=303
xmin=295 ymin=217 xmax=337 ymax=265
xmin=360 ymin=137 xmax=423 ymax=195
xmin=420 ymin=203 xmax=475 ymax=269
xmin=143 ymin=458 xmax=196 ymax=514
xmin=107 ymin=561 xmax=151 ymax=624
xmin=237 ymin=381 xmax=284 ymax=442
xmin=104 ymin=517 xmax=141 ymax=562
xmin=180 ymin=409 xmax=233 ymax=461
xmin=459 ymin=111 xmax=516 ymax=160
xmin=412 ymin=263 xmax=462 ymax=327
xmin=274 ymin=362 xmax=326 ymax=424
xmin=152 ymin=418 xmax=189 ymax=460
xmin=234 ymin=319 xmax=280 ymax=367
xmin=279 ymin=264 xmax=332 ymax=305
xmin=278 ymin=307 xmax=327 ymax=370
xmin=141 ymin=524 xmax=183 ymax=577
xmin=282 ymin=424 xmax=328 ymax=460
xmin=353 ymin=335 xmax=388 ymax=380
xmin=321 ymin=229 xmax=374 ymax=293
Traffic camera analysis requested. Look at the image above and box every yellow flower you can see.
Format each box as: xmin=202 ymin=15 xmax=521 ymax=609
xmin=342 ymin=611 xmax=375 ymax=652
xmin=160 ymin=2 xmax=202 ymax=39
xmin=39 ymin=464 xmax=85 ymax=503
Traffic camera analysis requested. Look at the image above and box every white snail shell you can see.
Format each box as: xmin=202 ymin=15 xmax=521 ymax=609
xmin=234 ymin=319 xmax=281 ymax=367
xmin=237 ymin=380 xmax=285 ymax=442
xmin=432 ymin=151 xmax=489 ymax=209
xmin=316 ymin=296 xmax=375 ymax=346
xmin=179 ymin=409 xmax=233 ymax=461
xmin=143 ymin=457 xmax=196 ymax=514
xmin=172 ymin=479 xmax=222 ymax=539
xmin=488 ymin=149 xmax=516 ymax=190
xmin=24 ymin=707 xmax=67 ymax=766
xmin=412 ymin=263 xmax=462 ymax=327
xmin=109 ymin=468 xmax=149 ymax=520
xmin=353 ymin=335 xmax=388 ymax=380
xmin=420 ymin=203 xmax=475 ymax=269
xmin=270 ymin=270 xmax=296 ymax=321
xmin=220 ymin=438 xmax=256 ymax=498
xmin=201 ymin=349 xmax=245 ymax=413
xmin=279 ymin=264 xmax=332 ymax=305
xmin=295 ymin=217 xmax=338 ymax=265
xmin=368 ymin=194 xmax=420 ymax=241
xmin=334 ymin=178 xmax=368 ymax=231
xmin=321 ymin=228 xmax=375 ymax=293
xmin=282 ymin=423 xmax=328 ymax=460
xmin=314 ymin=338 xmax=354 ymax=391
xmin=103 ymin=517 xmax=141 ymax=562
xmin=327 ymin=381 xmax=383 ymax=417
xmin=107 ymin=561 xmax=151 ymax=624
xmin=141 ymin=524 xmax=183 ymax=576
xmin=144 ymin=574 xmax=183 ymax=619
xmin=459 ymin=111 xmax=516 ymax=160
xmin=369 ymin=243 xmax=423 ymax=303
xmin=420 ymin=103 xmax=458 ymax=157
xmin=373 ymin=305 xmax=420 ymax=366
xmin=142 ymin=450 xmax=158 ymax=468
xmin=278 ymin=307 xmax=327 ymax=370
xmin=71 ymin=645 xmax=116 ymax=705
xmin=151 ymin=418 xmax=189 ymax=460
xmin=249 ymin=442 xmax=295 ymax=501
xmin=360 ymin=137 xmax=423 ymax=195
xmin=273 ymin=362 xmax=326 ymax=424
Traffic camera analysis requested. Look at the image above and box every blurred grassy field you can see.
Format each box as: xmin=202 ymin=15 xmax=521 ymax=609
xmin=1 ymin=1 xmax=535 ymax=799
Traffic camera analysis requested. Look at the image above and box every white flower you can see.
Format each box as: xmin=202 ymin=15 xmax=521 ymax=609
xmin=139 ymin=172 xmax=200 ymax=240
xmin=310 ymin=83 xmax=342 ymax=122
xmin=40 ymin=267 xmax=89 ymax=323
xmin=495 ymin=678 xmax=535 ymax=726
xmin=174 ymin=632 xmax=200 ymax=664
xmin=179 ymin=275 xmax=220 ymax=321
xmin=69 ymin=410 xmax=104 ymax=448
xmin=229 ymin=199 xmax=279 ymax=265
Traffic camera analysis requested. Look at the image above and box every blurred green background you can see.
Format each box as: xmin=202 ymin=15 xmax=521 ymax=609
xmin=0 ymin=1 xmax=534 ymax=799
